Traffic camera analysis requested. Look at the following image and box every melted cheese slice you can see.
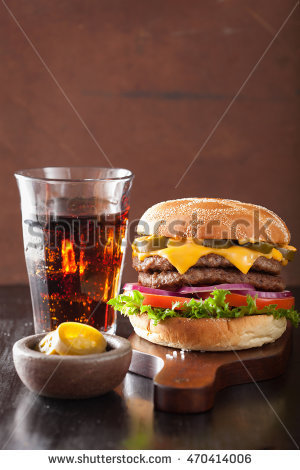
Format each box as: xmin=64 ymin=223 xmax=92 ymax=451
xmin=134 ymin=239 xmax=284 ymax=275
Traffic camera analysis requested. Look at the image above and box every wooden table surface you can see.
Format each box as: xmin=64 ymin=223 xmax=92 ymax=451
xmin=0 ymin=285 xmax=299 ymax=450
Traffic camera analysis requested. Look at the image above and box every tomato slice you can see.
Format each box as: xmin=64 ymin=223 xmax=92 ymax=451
xmin=226 ymin=293 xmax=295 ymax=310
xmin=141 ymin=293 xmax=191 ymax=309
xmin=139 ymin=292 xmax=295 ymax=311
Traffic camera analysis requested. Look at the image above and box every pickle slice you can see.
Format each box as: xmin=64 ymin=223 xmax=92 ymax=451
xmin=203 ymin=239 xmax=235 ymax=249
xmin=239 ymin=241 xmax=295 ymax=259
xmin=240 ymin=241 xmax=274 ymax=254
xmin=133 ymin=236 xmax=169 ymax=253
xmin=203 ymin=239 xmax=277 ymax=254
xmin=277 ymin=247 xmax=295 ymax=261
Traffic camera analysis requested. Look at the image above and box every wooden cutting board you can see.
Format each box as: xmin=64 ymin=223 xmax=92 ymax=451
xmin=128 ymin=323 xmax=292 ymax=413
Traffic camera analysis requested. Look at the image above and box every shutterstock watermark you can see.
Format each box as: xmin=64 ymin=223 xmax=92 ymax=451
xmin=23 ymin=209 xmax=276 ymax=253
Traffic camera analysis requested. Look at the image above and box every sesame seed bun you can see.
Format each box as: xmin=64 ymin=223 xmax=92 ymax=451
xmin=137 ymin=198 xmax=290 ymax=245
xmin=129 ymin=314 xmax=287 ymax=351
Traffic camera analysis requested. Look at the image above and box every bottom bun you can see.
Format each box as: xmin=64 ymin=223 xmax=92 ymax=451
xmin=129 ymin=314 xmax=287 ymax=351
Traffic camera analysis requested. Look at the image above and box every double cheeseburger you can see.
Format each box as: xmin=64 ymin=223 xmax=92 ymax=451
xmin=109 ymin=198 xmax=299 ymax=351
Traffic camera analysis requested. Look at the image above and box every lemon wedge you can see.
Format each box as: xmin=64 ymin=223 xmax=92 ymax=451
xmin=38 ymin=322 xmax=107 ymax=356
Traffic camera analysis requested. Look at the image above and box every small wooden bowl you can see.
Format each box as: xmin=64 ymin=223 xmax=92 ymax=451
xmin=13 ymin=333 xmax=132 ymax=399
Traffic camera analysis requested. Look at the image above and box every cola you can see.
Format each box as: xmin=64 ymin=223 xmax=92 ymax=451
xmin=24 ymin=204 xmax=128 ymax=333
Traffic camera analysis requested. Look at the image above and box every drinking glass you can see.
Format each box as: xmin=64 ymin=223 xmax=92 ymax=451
xmin=15 ymin=167 xmax=134 ymax=334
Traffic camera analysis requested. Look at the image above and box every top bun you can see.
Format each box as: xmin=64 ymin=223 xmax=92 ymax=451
xmin=137 ymin=198 xmax=290 ymax=245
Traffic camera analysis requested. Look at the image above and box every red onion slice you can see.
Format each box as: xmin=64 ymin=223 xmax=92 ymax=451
xmin=246 ymin=290 xmax=293 ymax=299
xmin=123 ymin=283 xmax=187 ymax=297
xmin=177 ymin=283 xmax=255 ymax=294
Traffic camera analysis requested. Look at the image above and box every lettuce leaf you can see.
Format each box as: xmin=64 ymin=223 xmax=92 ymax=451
xmin=108 ymin=289 xmax=300 ymax=327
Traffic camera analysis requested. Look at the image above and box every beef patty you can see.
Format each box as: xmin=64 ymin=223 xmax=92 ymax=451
xmin=133 ymin=254 xmax=282 ymax=275
xmin=138 ymin=268 xmax=285 ymax=292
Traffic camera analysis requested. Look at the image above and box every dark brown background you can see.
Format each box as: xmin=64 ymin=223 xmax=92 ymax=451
xmin=1 ymin=0 xmax=299 ymax=285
